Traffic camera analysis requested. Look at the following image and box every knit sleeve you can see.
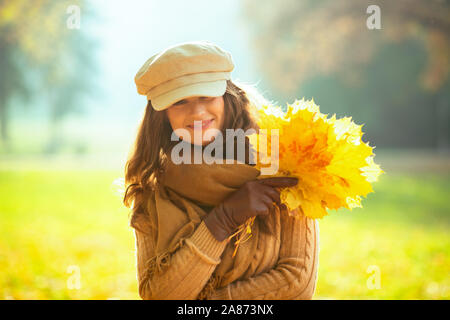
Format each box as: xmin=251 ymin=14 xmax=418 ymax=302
xmin=209 ymin=209 xmax=320 ymax=300
xmin=133 ymin=215 xmax=229 ymax=300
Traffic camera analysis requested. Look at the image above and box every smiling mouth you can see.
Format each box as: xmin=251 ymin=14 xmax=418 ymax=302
xmin=187 ymin=119 xmax=214 ymax=129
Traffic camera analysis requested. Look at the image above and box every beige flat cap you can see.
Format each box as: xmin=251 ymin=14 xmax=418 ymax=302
xmin=135 ymin=41 xmax=234 ymax=111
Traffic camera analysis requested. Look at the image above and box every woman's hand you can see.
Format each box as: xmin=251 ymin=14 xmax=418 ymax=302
xmin=204 ymin=177 xmax=298 ymax=241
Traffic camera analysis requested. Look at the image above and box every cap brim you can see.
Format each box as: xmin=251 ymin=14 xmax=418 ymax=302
xmin=150 ymin=80 xmax=227 ymax=111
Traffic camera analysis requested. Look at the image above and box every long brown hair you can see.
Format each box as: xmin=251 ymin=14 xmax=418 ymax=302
xmin=123 ymin=80 xmax=262 ymax=215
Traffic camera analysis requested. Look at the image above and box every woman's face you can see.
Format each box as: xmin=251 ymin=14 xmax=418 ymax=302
xmin=165 ymin=95 xmax=225 ymax=146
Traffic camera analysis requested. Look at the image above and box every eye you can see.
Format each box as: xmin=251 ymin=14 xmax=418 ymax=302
xmin=173 ymin=99 xmax=187 ymax=106
xmin=199 ymin=96 xmax=213 ymax=100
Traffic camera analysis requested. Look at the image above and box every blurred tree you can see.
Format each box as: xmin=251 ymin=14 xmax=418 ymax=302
xmin=242 ymin=0 xmax=449 ymax=94
xmin=241 ymin=0 xmax=450 ymax=149
xmin=0 ymin=0 xmax=97 ymax=151
xmin=0 ymin=41 xmax=29 ymax=144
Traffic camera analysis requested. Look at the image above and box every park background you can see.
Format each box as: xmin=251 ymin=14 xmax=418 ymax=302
xmin=0 ymin=0 xmax=449 ymax=299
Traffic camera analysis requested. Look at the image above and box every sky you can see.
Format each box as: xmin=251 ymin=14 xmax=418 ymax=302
xmin=87 ymin=0 xmax=262 ymax=124
xmin=48 ymin=0 xmax=266 ymax=156
xmin=5 ymin=1 xmax=270 ymax=158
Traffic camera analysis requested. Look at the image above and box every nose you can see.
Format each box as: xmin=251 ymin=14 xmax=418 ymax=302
xmin=189 ymin=99 xmax=207 ymax=116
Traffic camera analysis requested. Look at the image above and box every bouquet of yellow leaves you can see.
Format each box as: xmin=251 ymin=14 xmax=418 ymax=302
xmin=229 ymin=98 xmax=383 ymax=257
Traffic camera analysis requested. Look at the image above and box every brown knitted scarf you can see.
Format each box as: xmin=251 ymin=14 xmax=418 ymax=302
xmin=137 ymin=144 xmax=286 ymax=299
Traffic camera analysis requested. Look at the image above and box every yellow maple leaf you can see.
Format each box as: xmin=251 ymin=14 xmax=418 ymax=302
xmin=249 ymin=98 xmax=383 ymax=219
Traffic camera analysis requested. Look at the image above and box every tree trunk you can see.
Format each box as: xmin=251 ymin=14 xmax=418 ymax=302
xmin=0 ymin=101 xmax=9 ymax=146
xmin=436 ymin=94 xmax=450 ymax=154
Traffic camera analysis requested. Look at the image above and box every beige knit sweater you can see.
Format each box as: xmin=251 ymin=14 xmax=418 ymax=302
xmin=130 ymin=157 xmax=320 ymax=300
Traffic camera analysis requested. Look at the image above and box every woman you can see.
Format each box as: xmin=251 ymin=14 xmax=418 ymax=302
xmin=124 ymin=41 xmax=319 ymax=300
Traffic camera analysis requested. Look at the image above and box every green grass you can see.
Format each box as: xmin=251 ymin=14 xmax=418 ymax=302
xmin=316 ymin=172 xmax=450 ymax=299
xmin=0 ymin=166 xmax=448 ymax=299
xmin=0 ymin=169 xmax=138 ymax=299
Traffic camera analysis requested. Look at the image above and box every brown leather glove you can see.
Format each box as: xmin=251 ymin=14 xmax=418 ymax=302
xmin=204 ymin=177 xmax=299 ymax=241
